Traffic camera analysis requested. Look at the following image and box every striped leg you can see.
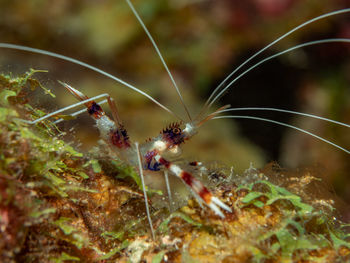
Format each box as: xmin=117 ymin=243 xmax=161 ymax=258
xmin=60 ymin=82 xmax=131 ymax=149
xmin=21 ymin=93 xmax=110 ymax=125
xmin=154 ymin=155 xmax=231 ymax=218
xmin=54 ymin=99 xmax=108 ymax=124
xmin=49 ymin=82 xmax=122 ymax=126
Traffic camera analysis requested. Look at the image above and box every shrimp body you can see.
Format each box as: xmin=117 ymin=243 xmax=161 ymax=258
xmin=62 ymin=82 xmax=232 ymax=218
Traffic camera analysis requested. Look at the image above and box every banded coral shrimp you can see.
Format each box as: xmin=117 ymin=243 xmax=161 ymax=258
xmin=0 ymin=0 xmax=350 ymax=239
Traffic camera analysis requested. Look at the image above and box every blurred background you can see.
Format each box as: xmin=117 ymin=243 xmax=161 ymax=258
xmin=0 ymin=0 xmax=349 ymax=204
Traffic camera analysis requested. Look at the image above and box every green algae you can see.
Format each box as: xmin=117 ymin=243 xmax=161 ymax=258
xmin=0 ymin=70 xmax=145 ymax=261
xmin=50 ymin=252 xmax=80 ymax=263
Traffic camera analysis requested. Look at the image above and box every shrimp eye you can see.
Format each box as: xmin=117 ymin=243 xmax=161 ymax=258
xmin=162 ymin=122 xmax=184 ymax=145
xmin=173 ymin=127 xmax=181 ymax=134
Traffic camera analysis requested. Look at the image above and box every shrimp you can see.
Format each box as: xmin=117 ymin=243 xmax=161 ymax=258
xmin=0 ymin=1 xmax=349 ymax=239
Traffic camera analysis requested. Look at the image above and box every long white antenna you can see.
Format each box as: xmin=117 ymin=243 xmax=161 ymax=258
xmin=213 ymin=115 xmax=350 ymax=155
xmin=135 ymin=142 xmax=155 ymax=240
xmin=21 ymin=93 xmax=109 ymax=124
xmin=54 ymin=99 xmax=108 ymax=124
xmin=125 ymin=0 xmax=192 ymax=122
xmin=0 ymin=43 xmax=182 ymax=121
xmin=218 ymin=107 xmax=350 ymax=129
xmin=206 ymin=38 xmax=350 ymax=109
xmin=205 ymin=8 xmax=350 ymax=109
xmin=163 ymin=171 xmax=173 ymax=211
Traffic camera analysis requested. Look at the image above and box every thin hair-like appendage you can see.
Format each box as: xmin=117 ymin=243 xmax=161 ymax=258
xmin=218 ymin=107 xmax=350 ymax=129
xmin=21 ymin=93 xmax=110 ymax=124
xmin=204 ymin=8 xmax=350 ymax=110
xmin=213 ymin=115 xmax=350 ymax=155
xmin=0 ymin=43 xmax=182 ymax=121
xmin=125 ymin=0 xmax=192 ymax=122
xmin=205 ymin=38 xmax=350 ymax=110
xmin=196 ymin=104 xmax=231 ymax=127
xmin=164 ymin=171 xmax=173 ymax=211
xmin=54 ymin=99 xmax=108 ymax=124
xmin=135 ymin=142 xmax=155 ymax=240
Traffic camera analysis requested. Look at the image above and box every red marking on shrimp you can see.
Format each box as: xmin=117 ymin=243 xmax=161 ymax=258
xmin=110 ymin=128 xmax=130 ymax=149
xmin=158 ymin=157 xmax=170 ymax=168
xmin=199 ymin=187 xmax=212 ymax=204
xmin=87 ymin=101 xmax=104 ymax=119
xmin=180 ymin=171 xmax=193 ymax=187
